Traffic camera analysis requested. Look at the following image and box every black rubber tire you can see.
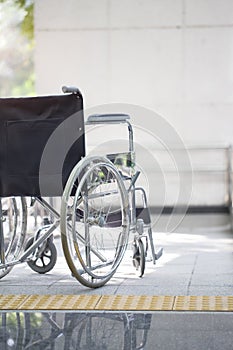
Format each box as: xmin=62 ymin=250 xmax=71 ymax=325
xmin=132 ymin=238 xmax=145 ymax=278
xmin=25 ymin=237 xmax=57 ymax=274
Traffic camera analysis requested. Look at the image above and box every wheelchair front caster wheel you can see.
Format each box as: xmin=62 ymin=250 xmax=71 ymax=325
xmin=25 ymin=237 xmax=57 ymax=274
xmin=132 ymin=238 xmax=145 ymax=278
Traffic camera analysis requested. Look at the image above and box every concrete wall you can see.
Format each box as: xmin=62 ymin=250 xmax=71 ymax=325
xmin=34 ymin=1 xmax=233 ymax=226
xmin=34 ymin=0 xmax=233 ymax=145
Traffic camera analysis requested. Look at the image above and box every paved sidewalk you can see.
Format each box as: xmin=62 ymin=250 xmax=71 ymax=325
xmin=1 ymin=216 xmax=233 ymax=296
xmin=1 ymin=216 xmax=233 ymax=350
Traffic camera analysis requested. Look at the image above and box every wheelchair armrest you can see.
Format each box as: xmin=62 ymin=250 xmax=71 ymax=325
xmin=86 ymin=114 xmax=130 ymax=125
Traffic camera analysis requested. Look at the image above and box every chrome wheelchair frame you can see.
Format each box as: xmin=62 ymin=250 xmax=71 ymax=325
xmin=0 ymin=87 xmax=162 ymax=288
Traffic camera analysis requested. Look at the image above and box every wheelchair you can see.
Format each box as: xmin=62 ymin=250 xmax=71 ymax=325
xmin=0 ymin=87 xmax=163 ymax=288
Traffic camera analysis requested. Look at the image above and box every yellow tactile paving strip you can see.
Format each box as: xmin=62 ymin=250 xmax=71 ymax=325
xmin=0 ymin=295 xmax=233 ymax=311
xmin=19 ymin=294 xmax=100 ymax=310
xmin=95 ymin=295 xmax=174 ymax=311
xmin=174 ymin=296 xmax=233 ymax=311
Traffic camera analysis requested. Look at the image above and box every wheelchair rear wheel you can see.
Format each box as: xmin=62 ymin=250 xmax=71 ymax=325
xmin=61 ymin=156 xmax=130 ymax=288
xmin=0 ymin=197 xmax=27 ymax=278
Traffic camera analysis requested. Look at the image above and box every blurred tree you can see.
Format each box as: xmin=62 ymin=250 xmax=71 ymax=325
xmin=0 ymin=0 xmax=34 ymax=96
xmin=15 ymin=0 xmax=34 ymax=40
xmin=0 ymin=0 xmax=34 ymax=39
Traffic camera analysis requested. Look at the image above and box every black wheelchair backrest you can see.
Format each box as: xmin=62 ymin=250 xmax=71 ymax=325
xmin=0 ymin=92 xmax=85 ymax=196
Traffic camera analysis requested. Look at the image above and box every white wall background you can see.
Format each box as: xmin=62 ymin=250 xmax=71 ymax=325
xmin=34 ymin=0 xmax=233 ymax=145
xmin=34 ymin=0 xmax=233 ymax=217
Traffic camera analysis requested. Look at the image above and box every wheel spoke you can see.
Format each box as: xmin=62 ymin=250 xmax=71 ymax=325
xmin=0 ymin=197 xmax=27 ymax=279
xmin=40 ymin=257 xmax=46 ymax=267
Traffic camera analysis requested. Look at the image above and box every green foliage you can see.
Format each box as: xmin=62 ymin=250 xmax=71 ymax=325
xmin=0 ymin=0 xmax=35 ymax=96
xmin=19 ymin=0 xmax=34 ymax=41
xmin=0 ymin=0 xmax=34 ymax=40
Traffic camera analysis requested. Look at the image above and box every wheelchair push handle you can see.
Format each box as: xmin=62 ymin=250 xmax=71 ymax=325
xmin=62 ymin=86 xmax=81 ymax=94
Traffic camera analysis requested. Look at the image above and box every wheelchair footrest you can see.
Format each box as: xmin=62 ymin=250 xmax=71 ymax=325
xmin=154 ymin=247 xmax=163 ymax=262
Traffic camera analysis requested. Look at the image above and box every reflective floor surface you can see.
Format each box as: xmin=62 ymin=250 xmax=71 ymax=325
xmin=1 ymin=311 xmax=233 ymax=350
